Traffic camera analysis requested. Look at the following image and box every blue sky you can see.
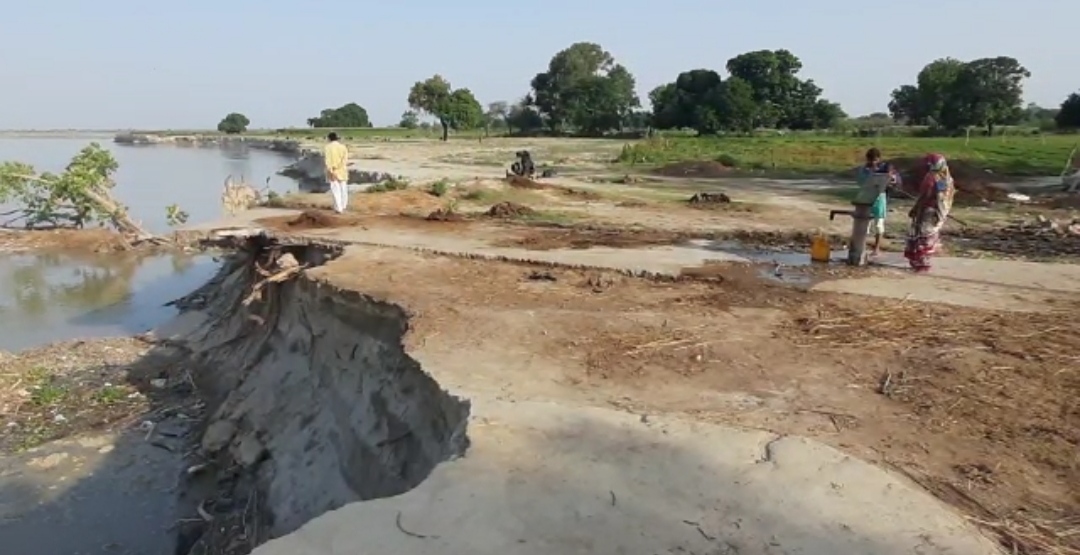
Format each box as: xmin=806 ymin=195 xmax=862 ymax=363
xmin=1 ymin=0 xmax=1074 ymax=129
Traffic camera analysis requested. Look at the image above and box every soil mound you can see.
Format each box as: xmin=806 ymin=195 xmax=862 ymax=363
xmin=505 ymin=175 xmax=548 ymax=189
xmin=653 ymin=161 xmax=732 ymax=179
xmin=486 ymin=202 xmax=535 ymax=218
xmin=1042 ymin=193 xmax=1080 ymax=210
xmin=425 ymin=208 xmax=466 ymax=222
xmin=561 ymin=188 xmax=602 ymax=200
xmin=948 ymin=216 xmax=1080 ymax=259
xmin=891 ymin=157 xmax=1010 ymax=204
xmin=687 ymin=192 xmax=732 ymax=206
xmin=285 ymin=210 xmax=353 ymax=230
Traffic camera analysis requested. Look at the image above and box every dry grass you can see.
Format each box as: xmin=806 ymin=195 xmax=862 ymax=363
xmin=787 ymin=300 xmax=1080 ymax=555
xmin=0 ymin=338 xmax=153 ymax=451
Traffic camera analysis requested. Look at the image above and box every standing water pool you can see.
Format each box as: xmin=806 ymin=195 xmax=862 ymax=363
xmin=0 ymin=250 xmax=219 ymax=352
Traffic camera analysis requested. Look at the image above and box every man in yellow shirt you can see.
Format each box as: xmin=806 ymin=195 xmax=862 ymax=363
xmin=323 ymin=132 xmax=350 ymax=213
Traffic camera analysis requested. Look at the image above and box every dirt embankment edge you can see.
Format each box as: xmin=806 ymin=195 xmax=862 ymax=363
xmin=161 ymin=234 xmax=471 ymax=554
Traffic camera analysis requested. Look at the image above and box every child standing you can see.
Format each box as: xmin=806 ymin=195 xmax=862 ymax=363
xmin=856 ymin=148 xmax=900 ymax=256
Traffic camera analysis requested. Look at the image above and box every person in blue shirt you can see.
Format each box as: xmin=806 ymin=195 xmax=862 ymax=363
xmin=856 ymin=148 xmax=900 ymax=257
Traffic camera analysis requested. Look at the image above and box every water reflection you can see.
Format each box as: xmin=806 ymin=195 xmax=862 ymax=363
xmin=0 ymin=252 xmax=219 ymax=351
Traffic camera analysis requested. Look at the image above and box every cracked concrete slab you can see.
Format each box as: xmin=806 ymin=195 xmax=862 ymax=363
xmin=254 ymin=399 xmax=999 ymax=555
xmin=188 ymin=207 xmax=1079 ymax=312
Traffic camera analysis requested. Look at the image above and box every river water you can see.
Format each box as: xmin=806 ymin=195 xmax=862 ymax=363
xmin=0 ymin=135 xmax=301 ymax=351
xmin=0 ymin=134 xmax=299 ymax=232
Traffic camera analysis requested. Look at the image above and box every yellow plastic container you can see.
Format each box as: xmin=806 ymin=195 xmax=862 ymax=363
xmin=810 ymin=235 xmax=831 ymax=263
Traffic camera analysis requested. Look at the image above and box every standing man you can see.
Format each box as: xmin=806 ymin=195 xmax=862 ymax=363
xmin=856 ymin=148 xmax=900 ymax=257
xmin=323 ymin=132 xmax=350 ymax=214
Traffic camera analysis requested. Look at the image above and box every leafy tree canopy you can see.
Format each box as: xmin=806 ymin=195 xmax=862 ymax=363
xmin=648 ymin=50 xmax=844 ymax=135
xmin=407 ymin=75 xmax=484 ymax=141
xmin=888 ymin=56 xmax=1030 ymax=133
xmin=507 ymin=99 xmax=544 ymax=135
xmin=528 ymin=42 xmax=640 ymax=134
xmin=307 ymin=103 xmax=372 ymax=128
xmin=399 ymin=110 xmax=420 ymax=129
xmin=485 ymin=101 xmax=509 ymax=132
xmin=1055 ymin=92 xmax=1080 ymax=129
xmin=217 ymin=112 xmax=250 ymax=134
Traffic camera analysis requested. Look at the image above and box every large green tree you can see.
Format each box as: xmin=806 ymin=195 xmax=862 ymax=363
xmin=887 ymin=58 xmax=965 ymax=125
xmin=529 ymin=42 xmax=640 ymax=134
xmin=888 ymin=57 xmax=1029 ymax=133
xmin=507 ymin=99 xmax=544 ymax=135
xmin=217 ymin=112 xmax=250 ymax=134
xmin=648 ymin=50 xmax=843 ymax=134
xmin=1056 ymin=92 xmax=1080 ymax=129
xmin=307 ymin=103 xmax=372 ymax=128
xmin=407 ymin=75 xmax=484 ymax=141
xmin=398 ymin=110 xmax=420 ymax=129
xmin=647 ymin=70 xmax=758 ymax=134
xmin=485 ymin=101 xmax=509 ymax=134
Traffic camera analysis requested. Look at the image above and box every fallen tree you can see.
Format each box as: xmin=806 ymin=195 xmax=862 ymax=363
xmin=0 ymin=142 xmax=166 ymax=243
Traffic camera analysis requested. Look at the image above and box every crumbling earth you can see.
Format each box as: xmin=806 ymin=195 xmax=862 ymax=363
xmin=485 ymin=201 xmax=535 ymax=218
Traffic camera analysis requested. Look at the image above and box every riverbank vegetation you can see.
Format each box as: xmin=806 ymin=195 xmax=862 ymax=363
xmin=0 ymin=144 xmax=189 ymax=240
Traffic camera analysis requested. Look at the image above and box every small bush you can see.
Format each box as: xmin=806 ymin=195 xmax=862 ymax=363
xmin=715 ymin=153 xmax=740 ymax=167
xmin=366 ymin=178 xmax=409 ymax=193
xmin=428 ymin=179 xmax=451 ymax=197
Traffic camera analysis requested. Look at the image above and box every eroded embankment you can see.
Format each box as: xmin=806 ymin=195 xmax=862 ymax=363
xmin=169 ymin=236 xmax=470 ymax=554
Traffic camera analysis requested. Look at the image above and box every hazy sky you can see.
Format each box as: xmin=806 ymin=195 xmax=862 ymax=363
xmin=2 ymin=0 xmax=1075 ymax=129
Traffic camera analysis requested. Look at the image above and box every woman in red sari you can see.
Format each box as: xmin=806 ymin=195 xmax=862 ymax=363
xmin=904 ymin=153 xmax=955 ymax=272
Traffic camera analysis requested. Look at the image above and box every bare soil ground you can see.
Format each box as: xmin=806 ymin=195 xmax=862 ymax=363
xmin=7 ymin=136 xmax=1080 ymax=553
xmin=0 ymin=229 xmax=132 ymax=253
xmin=318 ymin=246 xmax=1080 ymax=554
xmin=263 ymin=137 xmax=1080 ymax=552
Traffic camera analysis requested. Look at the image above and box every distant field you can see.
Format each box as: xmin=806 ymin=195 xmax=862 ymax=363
xmin=618 ymin=135 xmax=1079 ymax=177
xmin=132 ymin=126 xmax=1079 ymax=177
xmin=140 ymin=127 xmax=484 ymax=140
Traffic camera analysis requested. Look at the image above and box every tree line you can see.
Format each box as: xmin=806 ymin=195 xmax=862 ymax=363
xmin=215 ymin=41 xmax=1080 ymax=137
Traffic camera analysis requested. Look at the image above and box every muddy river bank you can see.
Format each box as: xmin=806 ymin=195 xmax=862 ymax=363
xmin=0 ymin=234 xmax=469 ymax=555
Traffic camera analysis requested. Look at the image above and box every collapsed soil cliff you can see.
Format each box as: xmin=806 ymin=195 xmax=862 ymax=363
xmin=167 ymin=237 xmax=471 ymax=553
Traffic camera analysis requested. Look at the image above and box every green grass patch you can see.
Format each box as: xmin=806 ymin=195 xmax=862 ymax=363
xmin=428 ymin=179 xmax=452 ymax=197
xmin=26 ymin=367 xmax=67 ymax=407
xmin=94 ymin=385 xmax=129 ymax=406
xmin=618 ymin=135 xmax=1078 ymax=177
xmin=366 ymin=178 xmax=410 ymax=193
xmin=457 ymin=187 xmax=547 ymax=205
xmin=512 ymin=209 xmax=581 ymax=226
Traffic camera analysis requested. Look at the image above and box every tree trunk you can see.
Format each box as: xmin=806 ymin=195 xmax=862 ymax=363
xmin=12 ymin=172 xmax=157 ymax=241
xmin=439 ymin=120 xmax=449 ymax=142
xmin=987 ymin=122 xmax=994 ymax=136
xmin=81 ymin=187 xmax=155 ymax=240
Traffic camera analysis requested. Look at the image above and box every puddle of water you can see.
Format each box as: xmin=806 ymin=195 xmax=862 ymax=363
xmin=686 ymin=239 xmax=848 ymax=266
xmin=757 ymin=267 xmax=814 ymax=286
xmin=0 ymin=251 xmax=218 ymax=351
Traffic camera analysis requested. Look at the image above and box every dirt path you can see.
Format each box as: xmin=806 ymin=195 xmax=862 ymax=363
xmin=308 ymin=245 xmax=1078 ymax=554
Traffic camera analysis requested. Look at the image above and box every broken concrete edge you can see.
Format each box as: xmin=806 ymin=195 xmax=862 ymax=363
xmin=148 ymin=235 xmax=472 ymax=554
xmin=177 ymin=225 xmax=733 ymax=282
